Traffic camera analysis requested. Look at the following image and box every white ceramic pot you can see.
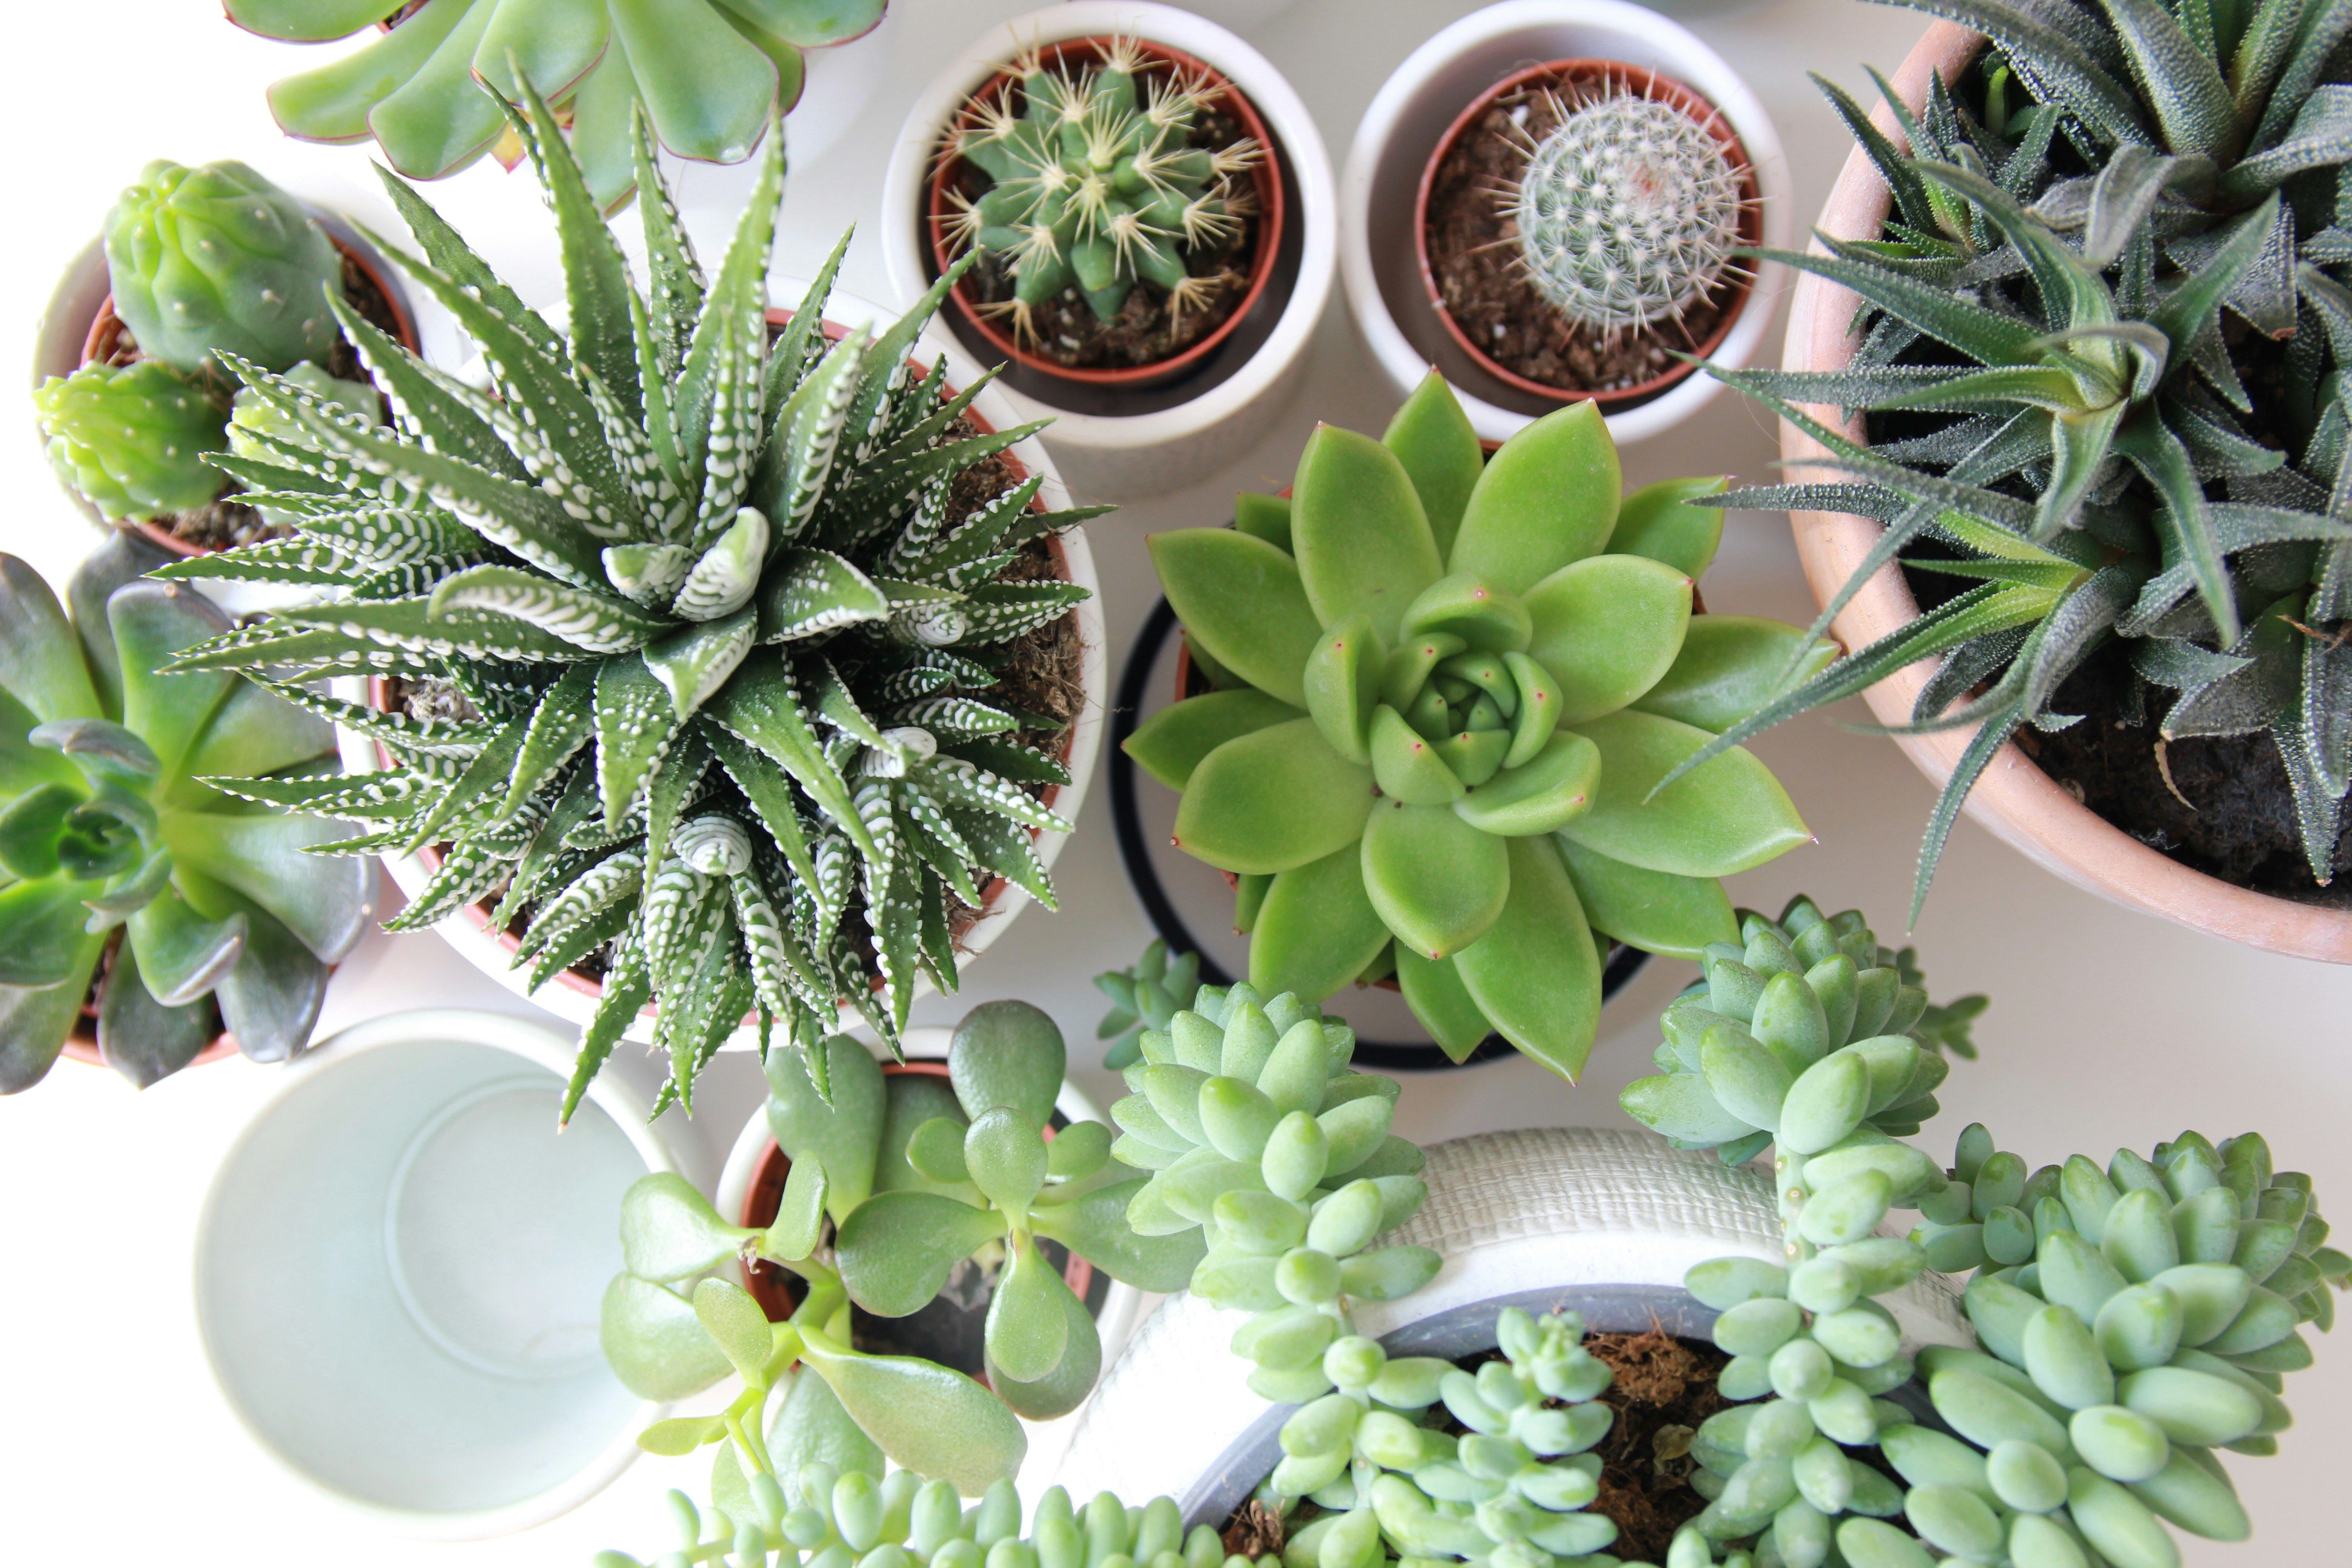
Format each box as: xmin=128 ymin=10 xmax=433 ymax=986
xmin=1050 ymin=1126 xmax=1970 ymax=1517
xmin=1340 ymin=0 xmax=1790 ymax=447
xmin=714 ymin=1024 xmax=1148 ymax=1493
xmin=193 ymin=1009 xmax=672 ymax=1539
xmin=879 ymin=1 xmax=1338 ymax=500
xmin=336 ymin=280 xmax=1109 ymax=1044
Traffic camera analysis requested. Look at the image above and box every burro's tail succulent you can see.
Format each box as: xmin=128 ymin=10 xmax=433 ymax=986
xmin=0 ymin=536 xmax=371 ymax=1091
xmin=1131 ymin=370 xmax=1816 ymax=1077
xmin=33 ymin=360 xmax=228 ymax=523
xmin=102 ymin=158 xmax=343 ymax=374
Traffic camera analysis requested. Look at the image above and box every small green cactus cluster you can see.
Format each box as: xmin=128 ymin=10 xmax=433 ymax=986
xmin=1105 ymin=976 xmax=1439 ymax=1403
xmin=1093 ymin=938 xmax=1200 ymax=1069
xmin=32 ymin=362 xmax=229 ymax=524
xmin=943 ymin=36 xmax=1261 ymax=339
xmin=596 ymin=1467 xmax=1279 ymax=1568
xmin=1505 ymin=83 xmax=1746 ymax=337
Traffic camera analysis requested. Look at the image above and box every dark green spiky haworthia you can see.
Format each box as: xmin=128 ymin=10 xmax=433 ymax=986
xmin=162 ymin=86 xmax=1102 ymax=1118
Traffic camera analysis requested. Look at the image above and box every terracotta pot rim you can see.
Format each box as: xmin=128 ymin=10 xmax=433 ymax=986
xmin=377 ymin=307 xmax=1086 ymax=1018
xmin=1412 ymin=56 xmax=1763 ymax=412
xmin=923 ymin=33 xmax=1288 ymax=389
xmin=1782 ymin=21 xmax=2352 ymax=960
xmin=60 ymin=929 xmax=245 ymax=1072
xmin=76 ymin=228 xmax=423 ymax=560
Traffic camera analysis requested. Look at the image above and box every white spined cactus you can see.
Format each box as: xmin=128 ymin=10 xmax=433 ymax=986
xmin=1504 ymin=84 xmax=1747 ymax=337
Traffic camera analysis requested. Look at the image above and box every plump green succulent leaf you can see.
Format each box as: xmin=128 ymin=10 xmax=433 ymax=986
xmin=1030 ymin=1177 xmax=1208 ymax=1290
xmin=1449 ymin=731 xmax=1600 ymax=837
xmin=1447 ymin=402 xmax=1620 ymax=594
xmin=264 ymin=0 xmax=466 ymax=142
xmin=1302 ymin=612 xmax=1383 ymax=764
xmin=985 ymin=1257 xmax=1101 ymax=1421
xmin=97 ymin=939 xmax=220 ymax=1088
xmin=949 ymin=999 xmax=1063 ymax=1126
xmin=1393 ymin=946 xmax=1494 ymax=1063
xmin=984 ymin=1236 xmax=1074 ymax=1383
xmin=602 ymin=1272 xmax=734 ymax=1401
xmin=1555 ymin=837 xmax=1737 ymax=960
xmin=1451 ymin=835 xmax=1600 ymax=1079
xmin=0 ymin=931 xmax=105 ymax=1093
xmin=1382 ymin=370 xmax=1487 ymax=560
xmin=1607 ymin=476 xmax=1728 ymax=578
xmin=769 ymin=1364 xmax=886 ymax=1482
xmin=835 ymin=1190 xmax=1008 ymax=1315
xmin=1124 ymin=689 xmax=1302 ymax=791
xmin=0 ymin=558 xmax=102 ymax=726
xmin=1560 ymin=710 xmax=1809 ymax=878
xmin=766 ymin=1034 xmax=888 ymax=1221
xmin=1361 ymin=799 xmax=1509 ymax=960
xmin=608 ymin=0 xmax=778 ymax=164
xmin=1522 ymin=554 xmax=1695 ymax=724
xmin=796 ymin=1335 xmax=1027 ymax=1497
xmin=1248 ymin=843 xmax=1392 ymax=1004
xmin=1172 ymin=720 xmax=1375 ymax=876
xmin=1149 ymin=530 xmax=1322 ymax=709
xmin=1292 ymin=425 xmax=1444 ymax=643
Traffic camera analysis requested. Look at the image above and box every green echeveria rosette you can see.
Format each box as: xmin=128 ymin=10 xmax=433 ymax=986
xmin=0 ymin=536 xmax=371 ymax=1092
xmin=103 ymin=158 xmax=344 ymax=374
xmin=33 ymin=361 xmax=229 ymax=524
xmin=1132 ymin=371 xmax=1819 ymax=1078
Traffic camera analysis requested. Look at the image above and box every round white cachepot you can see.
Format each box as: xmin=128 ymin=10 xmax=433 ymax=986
xmin=193 ymin=1008 xmax=673 ymax=1540
xmin=1051 ymin=1126 xmax=1971 ymax=1520
xmin=1340 ymin=0 xmax=1791 ymax=448
xmin=879 ymin=1 xmax=1338 ymax=500
xmin=336 ymin=280 xmax=1108 ymax=1046
xmin=715 ymin=1024 xmax=1148 ymax=1494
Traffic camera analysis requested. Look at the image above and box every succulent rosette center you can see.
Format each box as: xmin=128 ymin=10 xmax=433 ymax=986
xmin=1133 ymin=373 xmax=1817 ymax=1079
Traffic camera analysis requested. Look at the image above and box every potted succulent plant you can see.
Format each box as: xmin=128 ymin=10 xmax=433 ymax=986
xmin=882 ymin=2 xmax=1338 ymax=500
xmin=1125 ymin=370 xmax=1816 ymax=1075
xmin=33 ymin=157 xmax=418 ymax=557
xmin=1339 ymin=0 xmax=1791 ymax=446
xmin=1695 ymin=0 xmax=2352 ymax=957
xmin=222 ymin=0 xmax=888 ymax=208
xmin=0 ymin=534 xmax=372 ymax=1091
xmin=163 ymin=86 xmax=1104 ymax=1117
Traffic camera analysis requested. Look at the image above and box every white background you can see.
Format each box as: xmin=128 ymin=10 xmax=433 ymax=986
xmin=0 ymin=1 xmax=2346 ymax=1563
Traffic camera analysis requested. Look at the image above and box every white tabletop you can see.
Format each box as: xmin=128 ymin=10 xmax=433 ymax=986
xmin=2 ymin=2 xmax=2346 ymax=1563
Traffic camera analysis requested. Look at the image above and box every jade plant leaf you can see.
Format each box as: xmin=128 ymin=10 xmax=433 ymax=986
xmin=984 ymin=1236 xmax=1073 ymax=1383
xmin=1555 ymin=836 xmax=1738 ymax=960
xmin=1561 ymin=710 xmax=1810 ymax=878
xmin=1172 ymin=720 xmax=1375 ymax=875
xmin=1124 ymin=689 xmax=1302 ymax=791
xmin=765 ymin=1034 xmax=889 ymax=1222
xmin=1291 ymin=425 xmax=1442 ymax=642
xmin=1522 ymin=554 xmax=1693 ymax=724
xmin=1248 ymin=843 xmax=1392 ymax=1003
xmin=1452 ymin=835 xmax=1601 ymax=1080
xmin=948 ymin=999 xmax=1063 ymax=1127
xmin=1361 ymin=799 xmax=1508 ymax=960
xmin=1393 ymin=946 xmax=1493 ymax=1062
xmin=1383 ymin=368 xmax=1486 ymax=560
xmin=1605 ymin=475 xmax=1727 ymax=578
xmin=602 ymin=1273 xmax=735 ymax=1401
xmin=1148 ymin=530 xmax=1322 ymax=708
xmin=796 ymin=1336 xmax=1027 ymax=1495
xmin=964 ymin=1107 xmax=1049 ymax=1212
xmin=620 ymin=1171 xmax=750 ymax=1283
xmin=1633 ymin=615 xmax=1838 ymax=734
xmin=1447 ymin=402 xmax=1619 ymax=593
xmin=766 ymin=1366 xmax=884 ymax=1481
xmin=692 ymin=1276 xmax=777 ymax=1384
xmin=835 ymin=1190 xmax=1006 ymax=1316
xmin=985 ymin=1256 xmax=1102 ymax=1420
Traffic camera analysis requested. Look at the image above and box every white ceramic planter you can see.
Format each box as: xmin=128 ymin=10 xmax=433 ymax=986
xmin=193 ymin=1009 xmax=672 ymax=1539
xmin=1051 ymin=1126 xmax=1970 ymax=1518
xmin=1340 ymin=0 xmax=1790 ymax=447
xmin=879 ymin=2 xmax=1337 ymax=500
xmin=715 ymin=1024 xmax=1147 ymax=1494
xmin=336 ymin=280 xmax=1109 ymax=1044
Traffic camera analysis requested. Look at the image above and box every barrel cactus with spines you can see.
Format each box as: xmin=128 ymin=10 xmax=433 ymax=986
xmin=1134 ymin=370 xmax=1815 ymax=1078
xmin=102 ymin=158 xmax=344 ymax=375
xmin=158 ymin=84 xmax=1100 ymax=1118
xmin=33 ymin=361 xmax=229 ymax=524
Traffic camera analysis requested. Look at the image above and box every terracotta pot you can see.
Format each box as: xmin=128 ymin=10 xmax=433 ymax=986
xmin=924 ymin=33 xmax=1286 ymax=390
xmin=1413 ymin=57 xmax=1761 ymax=412
xmin=70 ymin=229 xmax=422 ymax=559
xmin=1781 ymin=21 xmax=2352 ymax=962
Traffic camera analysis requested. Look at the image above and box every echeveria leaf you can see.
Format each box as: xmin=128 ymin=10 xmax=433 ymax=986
xmin=1382 ymin=369 xmax=1486 ymax=561
xmin=797 ymin=1335 xmax=1027 ymax=1496
xmin=211 ymin=901 xmax=332 ymax=1063
xmin=1448 ymin=402 xmax=1619 ymax=593
xmin=0 ymin=931 xmax=103 ymax=1092
xmin=1291 ymin=424 xmax=1443 ymax=643
xmin=1369 ymin=704 xmax=1466 ymax=805
xmin=96 ymin=937 xmax=217 ymax=1089
xmin=1173 ymin=720 xmax=1376 ymax=876
xmin=110 ymin=583 xmax=235 ymax=785
xmin=1248 ymin=842 xmax=1392 ymax=1004
xmin=1561 ymin=710 xmax=1810 ymax=878
xmin=1606 ymin=476 xmax=1727 ymax=578
xmin=0 ymin=557 xmax=99 ymax=727
xmin=1452 ymin=835 xmax=1600 ymax=1081
xmin=1303 ymin=612 xmax=1383 ymax=764
xmin=1233 ymin=491 xmax=1294 ymax=552
xmin=1451 ymin=731 xmax=1600 ymax=838
xmin=1393 ymin=946 xmax=1494 ymax=1063
xmin=163 ymin=808 xmax=373 ymax=963
xmin=1126 ymin=690 xmax=1304 ymax=792
xmin=1362 ymin=800 xmax=1508 ymax=959
xmin=1634 ymin=616 xmax=1838 ymax=735
xmin=125 ymin=889 xmax=245 ymax=1006
xmin=1150 ymin=530 xmax=1323 ymax=708
xmin=1522 ymin=555 xmax=1694 ymax=724
xmin=1554 ymin=836 xmax=1738 ymax=961
xmin=1397 ymin=574 xmax=1534 ymax=655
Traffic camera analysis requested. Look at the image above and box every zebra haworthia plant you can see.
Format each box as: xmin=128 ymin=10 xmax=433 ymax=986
xmin=1131 ymin=370 xmax=1815 ymax=1077
xmin=159 ymin=86 xmax=1100 ymax=1117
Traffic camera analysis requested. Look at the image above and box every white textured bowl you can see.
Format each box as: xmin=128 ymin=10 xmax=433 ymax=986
xmin=1339 ymin=0 xmax=1791 ymax=446
xmin=879 ymin=2 xmax=1337 ymax=500
xmin=1051 ymin=1126 xmax=1970 ymax=1515
xmin=193 ymin=1009 xmax=672 ymax=1540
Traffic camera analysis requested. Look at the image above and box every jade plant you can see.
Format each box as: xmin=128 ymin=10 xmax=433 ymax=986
xmin=1621 ymin=896 xmax=2348 ymax=1568
xmin=226 ymin=0 xmax=886 ymax=209
xmin=160 ymin=86 xmax=1097 ymax=1116
xmin=599 ymin=1001 xmax=1200 ymax=1495
xmin=1131 ymin=370 xmax=1815 ymax=1075
xmin=1690 ymin=0 xmax=2352 ymax=908
xmin=941 ymin=36 xmax=1262 ymax=341
xmin=0 ymin=536 xmax=370 ymax=1091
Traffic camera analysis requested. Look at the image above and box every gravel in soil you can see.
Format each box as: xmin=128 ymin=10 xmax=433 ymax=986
xmin=1423 ymin=82 xmax=1739 ymax=396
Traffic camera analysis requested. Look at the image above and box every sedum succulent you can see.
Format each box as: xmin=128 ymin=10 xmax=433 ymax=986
xmin=941 ymin=36 xmax=1260 ymax=339
xmin=1093 ymin=936 xmax=1199 ymax=1069
xmin=34 ymin=361 xmax=229 ymax=524
xmin=102 ymin=158 xmax=344 ymax=375
xmin=162 ymin=89 xmax=1097 ymax=1117
xmin=1507 ymin=83 xmax=1746 ymax=337
xmin=0 ymin=536 xmax=371 ymax=1091
xmin=226 ymin=0 xmax=885 ymax=209
xmin=1132 ymin=371 xmax=1813 ymax=1076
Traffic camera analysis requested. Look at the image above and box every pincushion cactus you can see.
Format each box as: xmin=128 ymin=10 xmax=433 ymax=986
xmin=102 ymin=158 xmax=343 ymax=374
xmin=1132 ymin=371 xmax=1815 ymax=1076
xmin=0 ymin=536 xmax=371 ymax=1091
xmin=226 ymin=0 xmax=885 ymax=209
xmin=1506 ymin=85 xmax=1746 ymax=336
xmin=33 ymin=361 xmax=229 ymax=524
xmin=163 ymin=89 xmax=1097 ymax=1116
xmin=941 ymin=36 xmax=1261 ymax=339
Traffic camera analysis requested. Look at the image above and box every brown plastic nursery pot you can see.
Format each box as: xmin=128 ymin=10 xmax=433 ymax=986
xmin=1415 ymin=59 xmax=1762 ymax=412
xmin=71 ymin=230 xmax=421 ymax=559
xmin=925 ymin=34 xmax=1286 ymax=391
xmin=374 ymin=309 xmax=1085 ymax=1024
xmin=1781 ymin=21 xmax=2352 ymax=961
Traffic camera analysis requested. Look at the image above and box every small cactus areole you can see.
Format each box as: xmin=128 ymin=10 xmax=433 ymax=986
xmin=1416 ymin=59 xmax=1760 ymax=408
xmin=925 ymin=34 xmax=1286 ymax=387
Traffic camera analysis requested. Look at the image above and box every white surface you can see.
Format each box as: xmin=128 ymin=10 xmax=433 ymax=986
xmin=195 ymin=1010 xmax=671 ymax=1539
xmin=0 ymin=2 xmax=2347 ymax=1563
